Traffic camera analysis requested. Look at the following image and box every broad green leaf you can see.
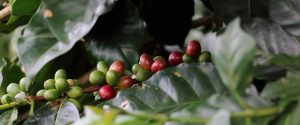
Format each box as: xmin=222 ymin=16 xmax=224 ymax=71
xmin=85 ymin=0 xmax=143 ymax=67
xmin=208 ymin=109 xmax=230 ymax=125
xmin=268 ymin=54 xmax=300 ymax=70
xmin=104 ymin=63 xmax=225 ymax=113
xmin=23 ymin=104 xmax=58 ymax=125
xmin=261 ymin=71 xmax=300 ymax=100
xmin=11 ymin=0 xmax=40 ymax=16
xmin=0 ymin=58 xmax=24 ymax=96
xmin=16 ymin=0 xmax=116 ymax=76
xmin=269 ymin=0 xmax=300 ymax=36
xmin=55 ymin=102 xmax=80 ymax=125
xmin=290 ymin=101 xmax=300 ymax=125
xmin=213 ymin=18 xmax=256 ymax=91
xmin=0 ymin=108 xmax=18 ymax=125
xmin=0 ymin=16 xmax=30 ymax=33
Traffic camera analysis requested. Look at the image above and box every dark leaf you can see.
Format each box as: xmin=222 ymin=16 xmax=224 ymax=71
xmin=0 ymin=108 xmax=18 ymax=125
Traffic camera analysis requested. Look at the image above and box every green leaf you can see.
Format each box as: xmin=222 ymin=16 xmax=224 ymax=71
xmin=261 ymin=71 xmax=300 ymax=100
xmin=11 ymin=0 xmax=40 ymax=16
xmin=213 ymin=18 xmax=256 ymax=91
xmin=104 ymin=63 xmax=225 ymax=112
xmin=85 ymin=0 xmax=143 ymax=67
xmin=208 ymin=109 xmax=230 ymax=125
xmin=269 ymin=0 xmax=300 ymax=36
xmin=23 ymin=104 xmax=58 ymax=125
xmin=290 ymin=101 xmax=300 ymax=125
xmin=0 ymin=58 xmax=24 ymax=96
xmin=268 ymin=54 xmax=300 ymax=70
xmin=55 ymin=102 xmax=80 ymax=125
xmin=16 ymin=0 xmax=115 ymax=76
xmin=0 ymin=108 xmax=18 ymax=125
xmin=0 ymin=16 xmax=30 ymax=33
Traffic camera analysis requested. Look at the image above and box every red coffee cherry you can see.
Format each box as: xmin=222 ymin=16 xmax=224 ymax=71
xmin=168 ymin=52 xmax=183 ymax=66
xmin=98 ymin=85 xmax=117 ymax=100
xmin=109 ymin=60 xmax=125 ymax=75
xmin=151 ymin=59 xmax=166 ymax=73
xmin=139 ymin=54 xmax=153 ymax=70
xmin=186 ymin=40 xmax=201 ymax=58
xmin=117 ymin=76 xmax=134 ymax=90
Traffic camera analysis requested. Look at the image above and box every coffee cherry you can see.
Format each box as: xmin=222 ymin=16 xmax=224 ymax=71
xmin=44 ymin=89 xmax=60 ymax=101
xmin=106 ymin=70 xmax=119 ymax=86
xmin=198 ymin=51 xmax=211 ymax=63
xmin=89 ymin=71 xmax=105 ymax=85
xmin=182 ymin=54 xmax=193 ymax=63
xmin=186 ymin=40 xmax=201 ymax=57
xmin=168 ymin=52 xmax=183 ymax=66
xmin=109 ymin=60 xmax=125 ymax=75
xmin=153 ymin=56 xmax=167 ymax=62
xmin=55 ymin=79 xmax=69 ymax=92
xmin=1 ymin=94 xmax=12 ymax=104
xmin=98 ymin=85 xmax=116 ymax=100
xmin=151 ymin=59 xmax=166 ymax=73
xmin=97 ymin=61 xmax=109 ymax=74
xmin=54 ymin=69 xmax=67 ymax=80
xmin=139 ymin=54 xmax=153 ymax=70
xmin=67 ymin=79 xmax=81 ymax=87
xmin=117 ymin=76 xmax=134 ymax=90
xmin=44 ymin=79 xmax=56 ymax=90
xmin=66 ymin=86 xmax=83 ymax=98
xmin=68 ymin=98 xmax=82 ymax=111
xmin=7 ymin=83 xmax=20 ymax=97
xmin=36 ymin=89 xmax=47 ymax=96
xmin=19 ymin=77 xmax=32 ymax=92
xmin=132 ymin=64 xmax=143 ymax=74
xmin=136 ymin=70 xmax=152 ymax=82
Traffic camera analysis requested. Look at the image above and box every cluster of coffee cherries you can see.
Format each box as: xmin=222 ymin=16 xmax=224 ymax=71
xmin=1 ymin=77 xmax=32 ymax=105
xmin=37 ymin=69 xmax=83 ymax=110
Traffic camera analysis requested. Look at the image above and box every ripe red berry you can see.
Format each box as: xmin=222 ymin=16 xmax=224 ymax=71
xmin=151 ymin=59 xmax=166 ymax=73
xmin=168 ymin=52 xmax=183 ymax=66
xmin=109 ymin=60 xmax=125 ymax=75
xmin=117 ymin=76 xmax=134 ymax=90
xmin=139 ymin=54 xmax=153 ymax=70
xmin=98 ymin=85 xmax=116 ymax=100
xmin=186 ymin=40 xmax=201 ymax=58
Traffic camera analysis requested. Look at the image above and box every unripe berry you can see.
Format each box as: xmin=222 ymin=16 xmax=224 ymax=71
xmin=198 ymin=51 xmax=211 ymax=63
xmin=136 ymin=70 xmax=152 ymax=82
xmin=54 ymin=69 xmax=67 ymax=80
xmin=109 ymin=60 xmax=125 ymax=75
xmin=153 ymin=56 xmax=167 ymax=62
xmin=106 ymin=70 xmax=119 ymax=86
xmin=98 ymin=85 xmax=116 ymax=100
xmin=117 ymin=76 xmax=134 ymax=90
xmin=182 ymin=54 xmax=193 ymax=63
xmin=97 ymin=61 xmax=109 ymax=74
xmin=168 ymin=52 xmax=183 ymax=66
xmin=66 ymin=86 xmax=83 ymax=98
xmin=89 ymin=71 xmax=105 ymax=85
xmin=68 ymin=98 xmax=82 ymax=111
xmin=67 ymin=79 xmax=81 ymax=87
xmin=19 ymin=77 xmax=32 ymax=92
xmin=7 ymin=83 xmax=20 ymax=97
xmin=186 ymin=40 xmax=201 ymax=57
xmin=139 ymin=54 xmax=153 ymax=70
xmin=44 ymin=89 xmax=59 ymax=101
xmin=44 ymin=79 xmax=56 ymax=90
xmin=132 ymin=64 xmax=143 ymax=74
xmin=151 ymin=59 xmax=166 ymax=73
xmin=1 ymin=94 xmax=12 ymax=104
xmin=55 ymin=79 xmax=69 ymax=92
xmin=36 ymin=89 xmax=47 ymax=96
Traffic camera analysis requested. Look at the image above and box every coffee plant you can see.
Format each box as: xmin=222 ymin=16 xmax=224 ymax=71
xmin=0 ymin=0 xmax=300 ymax=125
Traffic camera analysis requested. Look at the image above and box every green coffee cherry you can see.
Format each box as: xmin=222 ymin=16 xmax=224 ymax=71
xmin=106 ymin=70 xmax=119 ymax=86
xmin=68 ymin=98 xmax=82 ymax=111
xmin=44 ymin=79 xmax=56 ymax=90
xmin=132 ymin=64 xmax=143 ymax=74
xmin=66 ymin=86 xmax=83 ymax=98
xmin=97 ymin=61 xmax=109 ymax=74
xmin=44 ymin=89 xmax=60 ymax=101
xmin=67 ymin=79 xmax=81 ymax=87
xmin=136 ymin=70 xmax=152 ymax=82
xmin=1 ymin=94 xmax=12 ymax=104
xmin=54 ymin=69 xmax=67 ymax=80
xmin=89 ymin=71 xmax=105 ymax=85
xmin=55 ymin=79 xmax=69 ymax=92
xmin=198 ymin=51 xmax=211 ymax=63
xmin=7 ymin=83 xmax=20 ymax=97
xmin=182 ymin=54 xmax=193 ymax=63
xmin=36 ymin=89 xmax=47 ymax=96
xmin=153 ymin=56 xmax=166 ymax=62
xmin=19 ymin=77 xmax=32 ymax=92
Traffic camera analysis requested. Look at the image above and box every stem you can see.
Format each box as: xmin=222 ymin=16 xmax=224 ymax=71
xmin=0 ymin=6 xmax=11 ymax=21
xmin=232 ymin=106 xmax=280 ymax=117
xmin=230 ymin=90 xmax=252 ymax=109
xmin=83 ymin=86 xmax=101 ymax=93
xmin=0 ymin=102 xmax=17 ymax=110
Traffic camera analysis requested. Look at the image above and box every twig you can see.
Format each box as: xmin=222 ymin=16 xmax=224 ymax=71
xmin=0 ymin=5 xmax=11 ymax=21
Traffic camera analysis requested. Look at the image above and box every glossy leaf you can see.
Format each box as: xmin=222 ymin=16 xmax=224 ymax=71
xmin=85 ymin=0 xmax=144 ymax=67
xmin=0 ymin=58 xmax=24 ymax=96
xmin=55 ymin=102 xmax=80 ymax=125
xmin=0 ymin=108 xmax=18 ymax=125
xmin=11 ymin=0 xmax=40 ymax=16
xmin=16 ymin=0 xmax=115 ymax=76
xmin=261 ymin=71 xmax=300 ymax=100
xmin=23 ymin=104 xmax=58 ymax=125
xmin=269 ymin=0 xmax=300 ymax=36
xmin=213 ymin=18 xmax=256 ymax=91
xmin=208 ymin=109 xmax=230 ymax=125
